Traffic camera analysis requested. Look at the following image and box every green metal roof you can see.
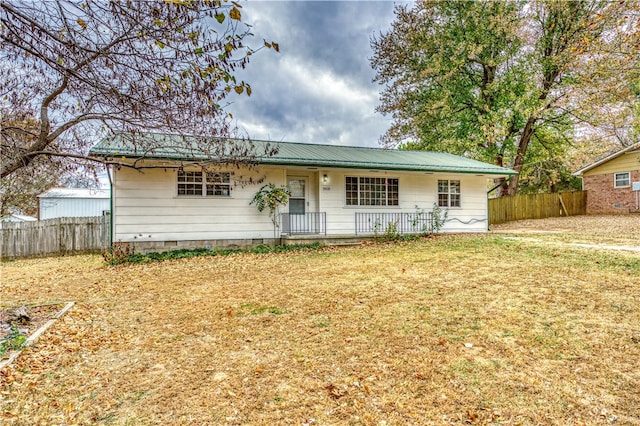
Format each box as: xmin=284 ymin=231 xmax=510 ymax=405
xmin=90 ymin=132 xmax=517 ymax=176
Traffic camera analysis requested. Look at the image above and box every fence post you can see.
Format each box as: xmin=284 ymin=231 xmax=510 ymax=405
xmin=58 ymin=219 xmax=64 ymax=255
xmin=101 ymin=214 xmax=111 ymax=250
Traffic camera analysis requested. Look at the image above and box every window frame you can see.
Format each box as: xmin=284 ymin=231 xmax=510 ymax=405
xmin=614 ymin=172 xmax=630 ymax=189
xmin=345 ymin=176 xmax=399 ymax=207
xmin=177 ymin=170 xmax=232 ymax=197
xmin=437 ymin=179 xmax=461 ymax=208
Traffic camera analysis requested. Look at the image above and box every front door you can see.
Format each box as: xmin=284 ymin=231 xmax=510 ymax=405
xmin=288 ymin=177 xmax=307 ymax=215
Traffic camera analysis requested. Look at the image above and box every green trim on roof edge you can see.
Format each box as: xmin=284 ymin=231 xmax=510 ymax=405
xmin=89 ymin=132 xmax=518 ymax=176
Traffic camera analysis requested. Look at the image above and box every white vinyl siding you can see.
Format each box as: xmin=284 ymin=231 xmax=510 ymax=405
xmin=317 ymin=171 xmax=488 ymax=234
xmin=111 ymin=165 xmax=494 ymax=244
xmin=112 ymin=167 xmax=283 ymax=242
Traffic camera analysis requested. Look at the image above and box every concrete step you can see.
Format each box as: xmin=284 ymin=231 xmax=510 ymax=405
xmin=324 ymin=240 xmax=362 ymax=247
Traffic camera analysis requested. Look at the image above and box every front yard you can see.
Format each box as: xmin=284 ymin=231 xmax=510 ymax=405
xmin=1 ymin=216 xmax=639 ymax=425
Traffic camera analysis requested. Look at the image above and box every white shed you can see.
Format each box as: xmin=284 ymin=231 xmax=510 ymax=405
xmin=38 ymin=188 xmax=110 ymax=220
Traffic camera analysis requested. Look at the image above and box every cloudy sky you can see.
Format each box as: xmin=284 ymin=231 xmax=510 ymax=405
xmin=226 ymin=1 xmax=405 ymax=148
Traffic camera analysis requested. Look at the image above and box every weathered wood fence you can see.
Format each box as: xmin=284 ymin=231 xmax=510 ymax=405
xmin=489 ymin=191 xmax=586 ymax=225
xmin=1 ymin=216 xmax=111 ymax=259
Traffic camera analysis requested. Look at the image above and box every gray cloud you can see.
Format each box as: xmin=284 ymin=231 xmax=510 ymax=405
xmin=227 ymin=1 xmax=402 ymax=147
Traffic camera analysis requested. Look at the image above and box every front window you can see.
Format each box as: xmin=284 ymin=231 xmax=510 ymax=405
xmin=346 ymin=176 xmax=399 ymax=206
xmin=438 ymin=180 xmax=461 ymax=207
xmin=614 ymin=172 xmax=630 ymax=188
xmin=178 ymin=170 xmax=231 ymax=196
xmin=205 ymin=172 xmax=231 ymax=196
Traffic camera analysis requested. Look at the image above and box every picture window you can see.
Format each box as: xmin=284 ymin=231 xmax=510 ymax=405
xmin=346 ymin=176 xmax=399 ymax=206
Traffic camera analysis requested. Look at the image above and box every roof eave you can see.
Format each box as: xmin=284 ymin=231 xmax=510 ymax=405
xmin=91 ymin=151 xmax=516 ymax=176
xmin=573 ymin=143 xmax=640 ymax=176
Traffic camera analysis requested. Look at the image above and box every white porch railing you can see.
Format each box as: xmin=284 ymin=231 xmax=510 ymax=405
xmin=355 ymin=212 xmax=433 ymax=236
xmin=281 ymin=212 xmax=327 ymax=235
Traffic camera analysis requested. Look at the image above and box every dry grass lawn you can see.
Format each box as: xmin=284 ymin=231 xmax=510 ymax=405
xmin=1 ymin=216 xmax=639 ymax=425
xmin=491 ymin=215 xmax=640 ymax=247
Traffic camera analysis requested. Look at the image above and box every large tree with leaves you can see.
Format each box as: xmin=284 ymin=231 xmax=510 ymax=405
xmin=0 ymin=0 xmax=278 ymax=188
xmin=371 ymin=0 xmax=639 ymax=195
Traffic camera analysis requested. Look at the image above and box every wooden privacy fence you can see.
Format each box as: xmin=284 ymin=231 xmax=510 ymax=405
xmin=1 ymin=216 xmax=111 ymax=259
xmin=489 ymin=191 xmax=586 ymax=225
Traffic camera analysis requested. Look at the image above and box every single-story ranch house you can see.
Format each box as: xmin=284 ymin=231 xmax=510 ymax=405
xmin=90 ymin=132 xmax=516 ymax=252
xmin=573 ymin=142 xmax=640 ymax=214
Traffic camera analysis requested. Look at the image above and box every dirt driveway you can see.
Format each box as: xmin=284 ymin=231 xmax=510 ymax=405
xmin=491 ymin=214 xmax=640 ymax=251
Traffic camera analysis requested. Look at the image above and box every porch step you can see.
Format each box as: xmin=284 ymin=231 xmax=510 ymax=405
xmin=324 ymin=240 xmax=362 ymax=247
xmin=282 ymin=234 xmax=368 ymax=247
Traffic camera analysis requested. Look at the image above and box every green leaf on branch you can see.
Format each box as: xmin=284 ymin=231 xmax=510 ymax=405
xmin=250 ymin=183 xmax=291 ymax=227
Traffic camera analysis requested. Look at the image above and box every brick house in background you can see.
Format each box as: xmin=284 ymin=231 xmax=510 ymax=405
xmin=573 ymin=143 xmax=640 ymax=214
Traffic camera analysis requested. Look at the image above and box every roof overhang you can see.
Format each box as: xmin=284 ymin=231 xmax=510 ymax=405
xmin=90 ymin=132 xmax=518 ymax=177
xmin=573 ymin=142 xmax=640 ymax=176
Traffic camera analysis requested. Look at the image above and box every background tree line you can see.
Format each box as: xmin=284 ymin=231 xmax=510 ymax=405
xmin=371 ymin=0 xmax=640 ymax=195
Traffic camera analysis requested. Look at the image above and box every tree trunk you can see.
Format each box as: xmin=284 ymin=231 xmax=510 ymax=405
xmin=493 ymin=153 xmax=510 ymax=197
xmin=506 ymin=116 xmax=536 ymax=196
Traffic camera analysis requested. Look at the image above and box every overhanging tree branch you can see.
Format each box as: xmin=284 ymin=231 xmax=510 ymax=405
xmin=1 ymin=1 xmax=279 ymax=182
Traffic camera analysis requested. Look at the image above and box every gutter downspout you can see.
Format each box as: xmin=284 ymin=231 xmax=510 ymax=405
xmin=107 ymin=164 xmax=113 ymax=249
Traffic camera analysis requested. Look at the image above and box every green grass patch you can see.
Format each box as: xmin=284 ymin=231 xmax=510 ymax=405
xmin=238 ymin=303 xmax=287 ymax=316
xmin=0 ymin=325 xmax=27 ymax=357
